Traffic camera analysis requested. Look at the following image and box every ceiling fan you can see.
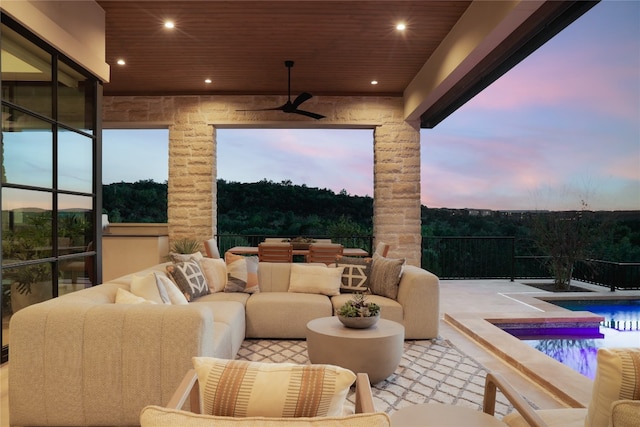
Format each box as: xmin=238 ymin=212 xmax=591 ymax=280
xmin=237 ymin=60 xmax=325 ymax=120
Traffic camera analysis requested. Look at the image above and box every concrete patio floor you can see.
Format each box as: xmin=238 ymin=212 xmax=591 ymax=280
xmin=2 ymin=278 xmax=637 ymax=425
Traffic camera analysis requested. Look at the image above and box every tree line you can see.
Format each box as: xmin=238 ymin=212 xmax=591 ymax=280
xmin=103 ymin=179 xmax=640 ymax=262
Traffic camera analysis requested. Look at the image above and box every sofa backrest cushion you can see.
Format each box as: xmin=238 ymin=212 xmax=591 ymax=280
xmin=257 ymin=262 xmax=292 ymax=292
xmin=140 ymin=406 xmax=391 ymax=427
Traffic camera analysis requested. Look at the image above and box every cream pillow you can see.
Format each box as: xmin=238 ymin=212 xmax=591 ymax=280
xmin=130 ymin=273 xmax=165 ymax=304
xmin=140 ymin=406 xmax=391 ymax=427
xmin=199 ymin=257 xmax=227 ymax=293
xmin=115 ymin=288 xmax=157 ymax=305
xmin=154 ymin=273 xmax=189 ymax=305
xmin=585 ymin=347 xmax=640 ymax=427
xmin=192 ymin=357 xmax=356 ymax=418
xmin=288 ymin=264 xmax=344 ymax=296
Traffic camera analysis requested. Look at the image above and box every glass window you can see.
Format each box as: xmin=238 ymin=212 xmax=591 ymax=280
xmin=1 ymin=188 xmax=53 ymax=265
xmin=57 ymin=59 xmax=95 ymax=133
xmin=1 ymin=109 xmax=53 ymax=187
xmin=3 ymin=263 xmax=53 ymax=316
xmin=58 ymin=129 xmax=92 ymax=193
xmin=58 ymin=194 xmax=93 ymax=253
xmin=0 ymin=24 xmax=53 ymax=118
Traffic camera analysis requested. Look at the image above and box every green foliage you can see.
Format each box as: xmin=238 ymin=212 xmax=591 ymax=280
xmin=103 ymin=179 xmax=167 ymax=223
xmin=337 ymin=293 xmax=380 ymax=317
xmin=170 ymin=238 xmax=201 ymax=254
xmin=101 ymin=180 xmax=640 ymax=265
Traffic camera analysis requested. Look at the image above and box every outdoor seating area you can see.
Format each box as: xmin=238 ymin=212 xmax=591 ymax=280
xmin=4 ymin=274 xmax=640 ymax=426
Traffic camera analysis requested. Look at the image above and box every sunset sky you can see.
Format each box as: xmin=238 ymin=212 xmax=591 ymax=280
xmin=104 ymin=0 xmax=639 ymax=212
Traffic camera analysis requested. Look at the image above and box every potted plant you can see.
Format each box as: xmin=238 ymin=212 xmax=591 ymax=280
xmin=336 ymin=292 xmax=380 ymax=329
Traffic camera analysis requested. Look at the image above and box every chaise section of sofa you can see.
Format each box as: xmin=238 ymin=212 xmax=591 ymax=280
xmin=9 ymin=278 xmax=241 ymax=426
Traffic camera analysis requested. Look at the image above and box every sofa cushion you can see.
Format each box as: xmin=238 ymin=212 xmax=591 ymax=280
xmin=225 ymin=253 xmax=260 ymax=293
xmin=140 ymin=406 xmax=391 ymax=427
xmin=336 ymin=256 xmax=372 ymax=293
xmin=585 ymin=347 xmax=640 ymax=427
xmin=167 ymin=261 xmax=210 ymax=301
xmin=130 ymin=272 xmax=166 ymax=304
xmin=192 ymin=357 xmax=356 ymax=418
xmin=155 ymin=273 xmax=189 ymax=305
xmin=199 ymin=258 xmax=227 ymax=293
xmin=115 ymin=288 xmax=157 ymax=305
xmin=369 ymin=253 xmax=404 ymax=300
xmin=288 ymin=264 xmax=343 ymax=296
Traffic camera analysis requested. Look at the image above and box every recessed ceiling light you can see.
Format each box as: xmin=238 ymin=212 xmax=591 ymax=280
xmin=371 ymin=80 xmax=378 ymax=85
xmin=396 ymin=23 xmax=406 ymax=31
xmin=116 ymin=59 xmax=126 ymax=65
xmin=164 ymin=20 xmax=175 ymax=29
xmin=204 ymin=79 xmax=212 ymax=84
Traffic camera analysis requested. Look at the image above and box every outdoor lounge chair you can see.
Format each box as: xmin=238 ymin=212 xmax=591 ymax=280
xmin=483 ymin=347 xmax=640 ymax=427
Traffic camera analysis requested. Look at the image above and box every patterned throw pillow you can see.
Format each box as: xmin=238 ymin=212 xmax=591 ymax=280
xmin=224 ymin=252 xmax=260 ymax=293
xmin=336 ymin=256 xmax=372 ymax=293
xmin=192 ymin=357 xmax=356 ymax=418
xmin=368 ymin=253 xmax=404 ymax=300
xmin=166 ymin=260 xmax=210 ymax=301
xmin=585 ymin=347 xmax=640 ymax=427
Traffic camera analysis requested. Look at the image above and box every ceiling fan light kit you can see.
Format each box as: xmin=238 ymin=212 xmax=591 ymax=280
xmin=237 ymin=60 xmax=325 ymax=120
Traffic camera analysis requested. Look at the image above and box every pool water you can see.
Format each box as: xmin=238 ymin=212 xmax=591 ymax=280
xmin=508 ymin=299 xmax=640 ymax=379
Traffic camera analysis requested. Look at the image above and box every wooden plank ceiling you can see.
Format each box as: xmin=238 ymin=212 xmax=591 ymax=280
xmin=98 ymin=1 xmax=472 ymax=97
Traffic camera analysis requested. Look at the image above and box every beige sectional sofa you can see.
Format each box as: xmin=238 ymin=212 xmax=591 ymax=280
xmin=9 ymin=259 xmax=439 ymax=426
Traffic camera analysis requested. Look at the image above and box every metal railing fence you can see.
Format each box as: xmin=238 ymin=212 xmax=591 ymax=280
xmin=214 ymin=234 xmax=638 ymax=290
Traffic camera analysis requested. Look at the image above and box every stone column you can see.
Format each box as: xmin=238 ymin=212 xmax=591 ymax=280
xmin=373 ymin=119 xmax=422 ymax=266
xmin=167 ymin=97 xmax=215 ymax=243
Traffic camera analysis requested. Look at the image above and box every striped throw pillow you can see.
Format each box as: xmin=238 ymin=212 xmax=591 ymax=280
xmin=192 ymin=357 xmax=356 ymax=418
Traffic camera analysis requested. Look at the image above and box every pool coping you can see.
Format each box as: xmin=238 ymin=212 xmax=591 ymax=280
xmin=443 ymin=292 xmax=624 ymax=408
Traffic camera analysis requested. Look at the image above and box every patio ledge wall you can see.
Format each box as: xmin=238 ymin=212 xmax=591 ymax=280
xmin=102 ymin=95 xmax=422 ymax=266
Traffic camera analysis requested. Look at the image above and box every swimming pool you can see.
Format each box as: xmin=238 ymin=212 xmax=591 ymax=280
xmin=506 ymin=299 xmax=640 ymax=379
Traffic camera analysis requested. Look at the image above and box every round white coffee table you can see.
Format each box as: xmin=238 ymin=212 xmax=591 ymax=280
xmin=391 ymin=402 xmax=508 ymax=426
xmin=306 ymin=316 xmax=404 ymax=383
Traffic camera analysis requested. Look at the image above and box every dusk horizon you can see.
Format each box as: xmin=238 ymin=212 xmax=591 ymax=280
xmin=101 ymin=0 xmax=639 ymax=213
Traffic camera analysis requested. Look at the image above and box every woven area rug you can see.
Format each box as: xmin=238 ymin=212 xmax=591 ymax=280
xmin=236 ymin=338 xmax=513 ymax=417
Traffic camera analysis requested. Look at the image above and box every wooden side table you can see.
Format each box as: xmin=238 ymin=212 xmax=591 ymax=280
xmin=306 ymin=316 xmax=404 ymax=383
xmin=391 ymin=402 xmax=508 ymax=426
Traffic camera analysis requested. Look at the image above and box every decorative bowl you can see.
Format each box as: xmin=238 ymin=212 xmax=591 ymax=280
xmin=337 ymin=314 xmax=380 ymax=329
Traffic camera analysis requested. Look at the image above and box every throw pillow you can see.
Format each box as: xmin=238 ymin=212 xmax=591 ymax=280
xmin=288 ymin=264 xmax=344 ymax=296
xmin=199 ymin=257 xmax=227 ymax=293
xmin=115 ymin=288 xmax=157 ymax=305
xmin=154 ymin=273 xmax=189 ymax=305
xmin=368 ymin=253 xmax=404 ymax=300
xmin=192 ymin=357 xmax=356 ymax=418
xmin=169 ymin=251 xmax=204 ymax=263
xmin=140 ymin=406 xmax=391 ymax=427
xmin=585 ymin=347 xmax=640 ymax=427
xmin=336 ymin=256 xmax=372 ymax=293
xmin=225 ymin=252 xmax=259 ymax=293
xmin=140 ymin=406 xmax=392 ymax=427
xmin=166 ymin=260 xmax=210 ymax=302
xmin=130 ymin=272 xmax=165 ymax=304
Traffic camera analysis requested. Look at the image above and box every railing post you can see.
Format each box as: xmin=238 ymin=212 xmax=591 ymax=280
xmin=510 ymin=237 xmax=515 ymax=282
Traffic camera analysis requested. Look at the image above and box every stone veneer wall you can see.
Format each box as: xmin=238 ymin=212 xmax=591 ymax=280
xmin=102 ymin=95 xmax=422 ymax=265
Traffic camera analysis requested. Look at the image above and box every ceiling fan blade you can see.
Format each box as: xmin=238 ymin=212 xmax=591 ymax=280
xmin=293 ymin=109 xmax=325 ymax=120
xmin=292 ymin=92 xmax=313 ymax=108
